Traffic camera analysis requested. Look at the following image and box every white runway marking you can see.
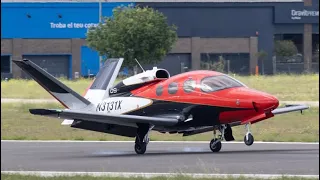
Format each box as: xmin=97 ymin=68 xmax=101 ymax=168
xmin=1 ymin=171 xmax=318 ymax=179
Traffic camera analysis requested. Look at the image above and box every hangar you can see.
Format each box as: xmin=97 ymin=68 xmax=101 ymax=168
xmin=1 ymin=0 xmax=319 ymax=79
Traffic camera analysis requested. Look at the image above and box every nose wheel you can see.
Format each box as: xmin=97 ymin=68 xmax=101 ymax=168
xmin=244 ymin=123 xmax=254 ymax=146
xmin=244 ymin=133 xmax=254 ymax=146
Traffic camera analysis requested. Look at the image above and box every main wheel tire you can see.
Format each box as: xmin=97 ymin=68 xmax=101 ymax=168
xmin=209 ymin=139 xmax=222 ymax=152
xmin=134 ymin=143 xmax=147 ymax=154
xmin=244 ymin=133 xmax=254 ymax=146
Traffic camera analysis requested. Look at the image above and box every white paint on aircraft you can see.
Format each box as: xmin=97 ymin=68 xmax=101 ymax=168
xmin=95 ymin=97 xmax=153 ymax=114
xmin=84 ymin=89 xmax=106 ymax=104
xmin=60 ymin=97 xmax=153 ymax=125
xmin=50 ymin=92 xmax=89 ymax=109
xmin=122 ymin=67 xmax=170 ymax=86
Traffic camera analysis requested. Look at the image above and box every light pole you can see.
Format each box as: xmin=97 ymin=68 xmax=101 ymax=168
xmin=99 ymin=0 xmax=103 ymax=69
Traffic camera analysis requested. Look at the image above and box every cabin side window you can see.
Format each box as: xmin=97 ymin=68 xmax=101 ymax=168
xmin=156 ymin=85 xmax=163 ymax=96
xmin=168 ymin=82 xmax=178 ymax=94
xmin=183 ymin=79 xmax=196 ymax=93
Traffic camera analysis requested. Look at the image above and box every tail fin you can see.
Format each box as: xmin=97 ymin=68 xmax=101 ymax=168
xmin=84 ymin=58 xmax=124 ymax=103
xmin=12 ymin=59 xmax=91 ymax=109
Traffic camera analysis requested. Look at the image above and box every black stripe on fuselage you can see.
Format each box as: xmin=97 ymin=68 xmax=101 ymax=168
xmin=126 ymin=99 xmax=251 ymax=116
xmin=109 ymin=81 xmax=161 ymax=97
xmin=125 ymin=98 xmax=252 ymax=127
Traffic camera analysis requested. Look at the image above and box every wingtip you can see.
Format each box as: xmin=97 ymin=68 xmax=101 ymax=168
xmin=12 ymin=59 xmax=29 ymax=64
xmin=29 ymin=109 xmax=58 ymax=115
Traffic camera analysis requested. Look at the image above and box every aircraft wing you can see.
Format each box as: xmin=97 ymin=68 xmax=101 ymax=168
xmin=240 ymin=104 xmax=310 ymax=125
xmin=271 ymin=104 xmax=310 ymax=115
xmin=29 ymin=109 xmax=179 ymax=127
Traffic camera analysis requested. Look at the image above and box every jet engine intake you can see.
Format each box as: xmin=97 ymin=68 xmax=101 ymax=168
xmin=155 ymin=69 xmax=170 ymax=79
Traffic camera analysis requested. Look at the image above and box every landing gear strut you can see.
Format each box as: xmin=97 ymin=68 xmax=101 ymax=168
xmin=209 ymin=125 xmax=226 ymax=152
xmin=209 ymin=124 xmax=235 ymax=152
xmin=134 ymin=124 xmax=153 ymax=154
xmin=244 ymin=123 xmax=254 ymax=146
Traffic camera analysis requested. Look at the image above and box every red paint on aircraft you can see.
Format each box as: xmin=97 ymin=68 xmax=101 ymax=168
xmin=131 ymin=70 xmax=279 ymax=125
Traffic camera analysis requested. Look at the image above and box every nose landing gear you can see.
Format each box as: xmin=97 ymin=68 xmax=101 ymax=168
xmin=244 ymin=123 xmax=254 ymax=146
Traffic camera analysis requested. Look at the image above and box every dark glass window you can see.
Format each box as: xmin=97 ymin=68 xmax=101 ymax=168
xmin=200 ymin=53 xmax=250 ymax=75
xmin=200 ymin=75 xmax=244 ymax=92
xmin=1 ymin=56 xmax=11 ymax=73
xmin=183 ymin=79 xmax=196 ymax=93
xmin=168 ymin=82 xmax=178 ymax=94
xmin=156 ymin=85 xmax=163 ymax=96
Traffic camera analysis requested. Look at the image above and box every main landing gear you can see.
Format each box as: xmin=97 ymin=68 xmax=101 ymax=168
xmin=134 ymin=124 xmax=153 ymax=154
xmin=244 ymin=123 xmax=254 ymax=146
xmin=209 ymin=124 xmax=235 ymax=153
xmin=209 ymin=123 xmax=254 ymax=152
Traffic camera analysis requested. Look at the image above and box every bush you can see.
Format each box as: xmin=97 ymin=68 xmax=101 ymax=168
xmin=274 ymin=40 xmax=298 ymax=57
xmin=200 ymin=56 xmax=225 ymax=72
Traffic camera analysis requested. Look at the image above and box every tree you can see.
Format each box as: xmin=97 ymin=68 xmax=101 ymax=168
xmin=86 ymin=5 xmax=178 ymax=68
xmin=274 ymin=40 xmax=298 ymax=57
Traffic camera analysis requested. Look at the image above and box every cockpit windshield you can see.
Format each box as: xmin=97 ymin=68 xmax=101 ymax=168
xmin=200 ymin=75 xmax=245 ymax=92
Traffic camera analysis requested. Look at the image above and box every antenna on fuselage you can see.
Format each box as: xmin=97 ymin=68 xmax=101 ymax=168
xmin=134 ymin=58 xmax=145 ymax=72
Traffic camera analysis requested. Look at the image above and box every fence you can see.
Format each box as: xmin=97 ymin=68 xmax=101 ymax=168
xmin=272 ymin=53 xmax=319 ymax=74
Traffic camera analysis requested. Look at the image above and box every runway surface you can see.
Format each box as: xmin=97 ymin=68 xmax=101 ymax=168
xmin=1 ymin=141 xmax=319 ymax=175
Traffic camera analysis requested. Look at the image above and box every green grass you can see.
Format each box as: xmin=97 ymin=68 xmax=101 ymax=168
xmin=233 ymin=74 xmax=319 ymax=101
xmin=1 ymin=77 xmax=94 ymax=99
xmin=1 ymin=174 xmax=318 ymax=180
xmin=1 ymin=74 xmax=319 ymax=101
xmin=1 ymin=103 xmax=319 ymax=142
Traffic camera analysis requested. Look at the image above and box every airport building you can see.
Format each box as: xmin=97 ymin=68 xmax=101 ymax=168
xmin=1 ymin=0 xmax=319 ymax=79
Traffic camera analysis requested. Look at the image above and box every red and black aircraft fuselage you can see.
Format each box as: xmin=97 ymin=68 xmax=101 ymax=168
xmin=111 ymin=70 xmax=279 ymax=128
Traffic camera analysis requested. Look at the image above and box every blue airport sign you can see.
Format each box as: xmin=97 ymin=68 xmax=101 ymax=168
xmin=1 ymin=2 xmax=134 ymax=38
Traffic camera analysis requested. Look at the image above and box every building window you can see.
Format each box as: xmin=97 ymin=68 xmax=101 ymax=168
xmin=183 ymin=79 xmax=196 ymax=93
xmin=200 ymin=53 xmax=250 ymax=75
xmin=168 ymin=82 xmax=178 ymax=94
xmin=1 ymin=56 xmax=11 ymax=73
xmin=156 ymin=85 xmax=163 ymax=96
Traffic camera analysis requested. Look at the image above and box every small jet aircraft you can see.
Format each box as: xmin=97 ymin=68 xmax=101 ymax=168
xmin=13 ymin=58 xmax=309 ymax=154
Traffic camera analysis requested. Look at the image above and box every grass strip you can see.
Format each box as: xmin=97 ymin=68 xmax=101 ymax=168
xmin=1 ymin=74 xmax=319 ymax=101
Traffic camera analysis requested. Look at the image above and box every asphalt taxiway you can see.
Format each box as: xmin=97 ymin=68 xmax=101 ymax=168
xmin=1 ymin=141 xmax=319 ymax=175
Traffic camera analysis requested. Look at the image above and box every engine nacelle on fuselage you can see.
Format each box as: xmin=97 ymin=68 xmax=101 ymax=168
xmin=122 ymin=67 xmax=170 ymax=86
xmin=110 ymin=67 xmax=170 ymax=96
